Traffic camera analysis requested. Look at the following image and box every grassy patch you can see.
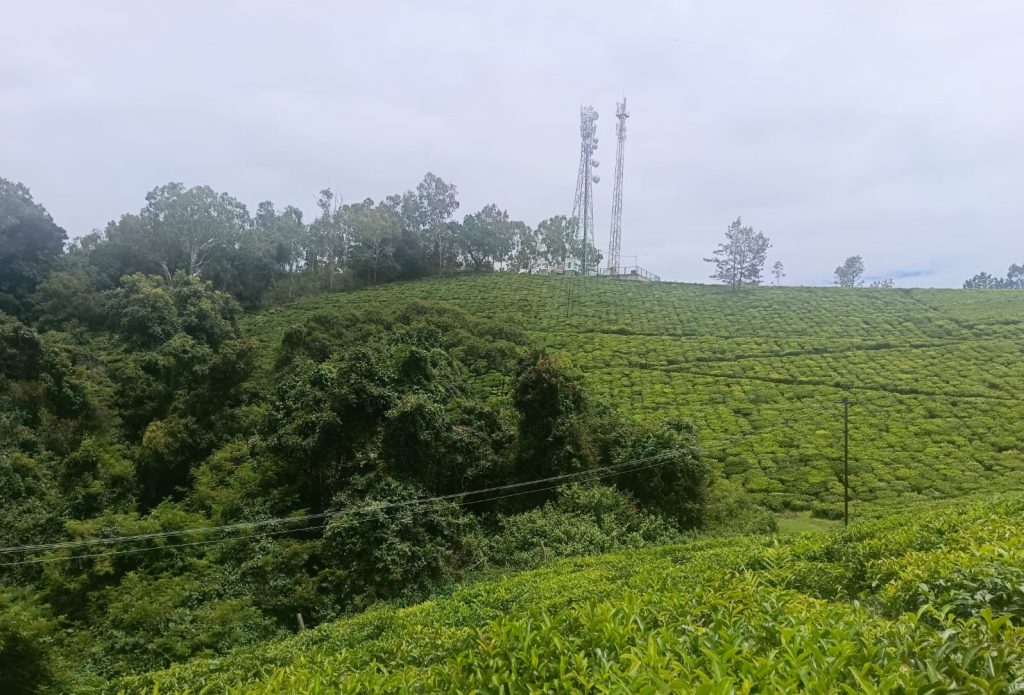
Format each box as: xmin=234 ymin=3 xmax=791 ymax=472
xmin=777 ymin=512 xmax=842 ymax=534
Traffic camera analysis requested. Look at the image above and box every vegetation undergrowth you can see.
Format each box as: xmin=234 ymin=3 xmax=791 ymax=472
xmin=123 ymin=494 xmax=1024 ymax=693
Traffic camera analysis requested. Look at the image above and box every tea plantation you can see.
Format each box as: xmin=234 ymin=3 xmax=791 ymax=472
xmin=123 ymin=493 xmax=1024 ymax=693
xmin=244 ymin=275 xmax=1024 ymax=516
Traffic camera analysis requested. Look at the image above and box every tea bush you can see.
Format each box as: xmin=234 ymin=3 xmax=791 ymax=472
xmin=244 ymin=275 xmax=1024 ymax=514
xmin=122 ymin=494 xmax=1024 ymax=693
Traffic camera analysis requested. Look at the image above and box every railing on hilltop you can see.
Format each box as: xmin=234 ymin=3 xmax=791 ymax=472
xmin=598 ymin=265 xmax=661 ymax=282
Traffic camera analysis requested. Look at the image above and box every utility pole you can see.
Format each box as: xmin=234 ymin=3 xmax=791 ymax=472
xmin=842 ymin=397 xmax=850 ymax=527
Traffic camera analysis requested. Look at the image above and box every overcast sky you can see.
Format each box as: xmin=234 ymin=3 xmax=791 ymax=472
xmin=2 ymin=1 xmax=1021 ymax=287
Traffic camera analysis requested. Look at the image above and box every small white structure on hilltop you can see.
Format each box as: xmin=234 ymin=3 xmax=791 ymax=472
xmin=535 ymin=256 xmax=583 ymax=276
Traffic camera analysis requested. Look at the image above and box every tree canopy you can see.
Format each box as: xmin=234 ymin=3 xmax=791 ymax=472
xmin=704 ymin=217 xmax=771 ymax=289
xmin=964 ymin=263 xmax=1024 ymax=289
xmin=834 ymin=255 xmax=865 ymax=287
xmin=0 ymin=178 xmax=68 ymax=318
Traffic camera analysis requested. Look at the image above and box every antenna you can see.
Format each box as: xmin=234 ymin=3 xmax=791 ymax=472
xmin=607 ymin=98 xmax=628 ymax=276
xmin=571 ymin=105 xmax=601 ymax=276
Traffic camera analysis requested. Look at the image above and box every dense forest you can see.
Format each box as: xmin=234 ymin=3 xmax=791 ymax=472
xmin=0 ymin=177 xmax=715 ymax=693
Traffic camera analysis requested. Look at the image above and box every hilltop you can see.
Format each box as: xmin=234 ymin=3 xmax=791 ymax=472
xmin=245 ymin=274 xmax=1024 ymax=516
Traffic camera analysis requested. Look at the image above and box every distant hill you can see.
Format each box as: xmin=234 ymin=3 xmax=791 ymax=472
xmin=245 ymin=274 xmax=1024 ymax=516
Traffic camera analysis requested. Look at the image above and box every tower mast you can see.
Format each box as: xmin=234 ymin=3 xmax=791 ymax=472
xmin=607 ymin=98 xmax=628 ymax=275
xmin=571 ymin=106 xmax=600 ymax=275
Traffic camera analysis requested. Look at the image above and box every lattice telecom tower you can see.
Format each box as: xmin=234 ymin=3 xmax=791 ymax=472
xmin=571 ymin=106 xmax=601 ymax=274
xmin=606 ymin=98 xmax=628 ymax=275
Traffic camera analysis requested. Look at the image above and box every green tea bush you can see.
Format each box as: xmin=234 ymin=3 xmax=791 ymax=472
xmin=241 ymin=276 xmax=1024 ymax=512
xmin=124 ymin=494 xmax=1024 ymax=694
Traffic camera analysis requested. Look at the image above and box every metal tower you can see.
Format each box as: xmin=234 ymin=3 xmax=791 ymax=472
xmin=571 ymin=106 xmax=600 ymax=274
xmin=607 ymin=98 xmax=628 ymax=275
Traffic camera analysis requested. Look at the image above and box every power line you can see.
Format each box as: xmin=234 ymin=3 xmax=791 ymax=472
xmin=0 ymin=457 xmax=676 ymax=567
xmin=0 ymin=453 xmax=679 ymax=560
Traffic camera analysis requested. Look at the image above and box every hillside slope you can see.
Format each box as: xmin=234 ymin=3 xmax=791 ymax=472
xmin=125 ymin=494 xmax=1024 ymax=692
xmin=245 ymin=275 xmax=1024 ymax=514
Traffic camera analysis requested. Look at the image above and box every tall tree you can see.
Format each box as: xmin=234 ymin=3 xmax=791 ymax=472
xmin=255 ymin=201 xmax=306 ymax=275
xmin=771 ymin=261 xmax=785 ymax=286
xmin=537 ymin=215 xmax=574 ymax=267
xmin=0 ymin=179 xmax=68 ymax=318
xmin=382 ymin=192 xmax=428 ymax=279
xmin=536 ymin=215 xmax=598 ymax=270
xmin=105 ymin=183 xmax=250 ymax=286
xmin=304 ymin=189 xmax=346 ymax=289
xmin=507 ymin=222 xmax=540 ymax=273
xmin=1009 ymin=263 xmax=1024 ymax=288
xmin=1008 ymin=264 xmax=1024 ymax=288
xmin=834 ymin=255 xmax=865 ymax=287
xmin=455 ymin=204 xmax=513 ymax=272
xmin=346 ymin=199 xmax=400 ymax=282
xmin=415 ymin=173 xmax=459 ymax=275
xmin=704 ymin=217 xmax=771 ymax=289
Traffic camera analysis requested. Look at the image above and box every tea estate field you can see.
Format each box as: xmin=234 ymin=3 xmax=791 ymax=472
xmin=244 ymin=274 xmax=1024 ymax=516
xmin=123 ymin=493 xmax=1024 ymax=693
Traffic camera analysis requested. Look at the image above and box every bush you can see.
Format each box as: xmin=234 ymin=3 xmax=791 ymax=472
xmin=320 ymin=477 xmax=484 ymax=608
xmin=0 ymin=588 xmax=56 ymax=694
xmin=702 ymin=478 xmax=778 ymax=534
xmin=487 ymin=484 xmax=683 ymax=568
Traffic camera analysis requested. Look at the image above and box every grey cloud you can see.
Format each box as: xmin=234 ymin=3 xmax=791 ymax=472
xmin=1 ymin=0 xmax=1021 ymax=287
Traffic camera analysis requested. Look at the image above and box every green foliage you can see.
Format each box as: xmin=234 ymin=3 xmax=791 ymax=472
xmin=964 ymin=263 xmax=1024 ymax=289
xmin=82 ymin=570 xmax=276 ymax=679
xmin=0 ymin=178 xmax=67 ymax=319
xmin=105 ymin=183 xmax=251 ymax=285
xmin=57 ymin=438 xmax=135 ymax=519
xmin=0 ymin=313 xmax=93 ymax=445
xmin=5 ymin=266 xmax=1024 ymax=691
xmin=514 ymin=350 xmax=594 ymax=480
xmin=834 ymin=254 xmax=865 ymax=287
xmin=125 ymin=495 xmax=1024 ymax=693
xmin=606 ymin=416 xmax=711 ymax=529
xmin=106 ymin=274 xmax=180 ymax=349
xmin=704 ymin=217 xmax=771 ymax=288
xmin=0 ymin=451 xmax=65 ymax=561
xmin=31 ymin=261 xmax=110 ymax=331
xmin=488 ymin=484 xmax=683 ymax=568
xmin=454 ymin=203 xmax=513 ymax=272
xmin=0 ymin=587 xmax=56 ymax=695
xmin=245 ymin=274 xmax=1024 ymax=513
xmin=320 ymin=476 xmax=483 ymax=609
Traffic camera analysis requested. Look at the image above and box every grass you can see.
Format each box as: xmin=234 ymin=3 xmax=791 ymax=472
xmin=242 ymin=274 xmax=1024 ymax=514
xmin=121 ymin=494 xmax=1024 ymax=693
xmin=776 ymin=512 xmax=842 ymax=534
